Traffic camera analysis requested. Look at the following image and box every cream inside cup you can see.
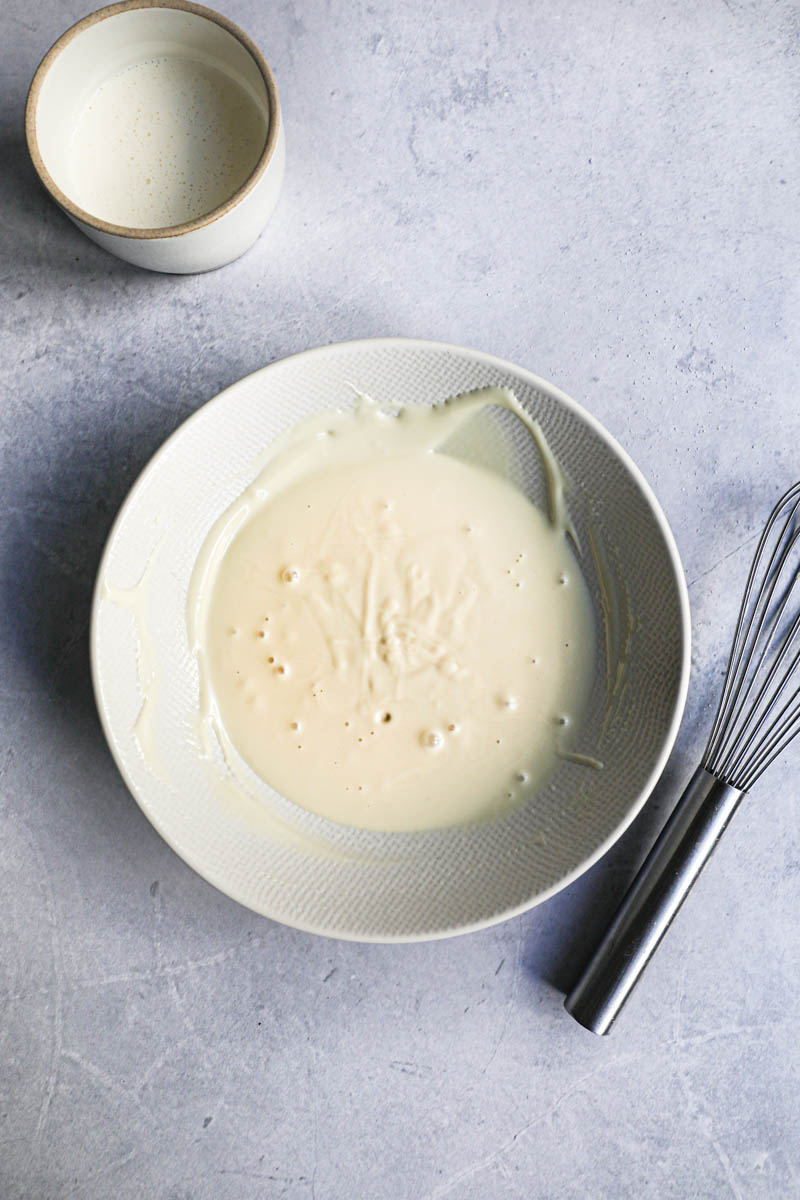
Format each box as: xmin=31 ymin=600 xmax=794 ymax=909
xmin=68 ymin=51 xmax=267 ymax=228
xmin=26 ymin=2 xmax=283 ymax=271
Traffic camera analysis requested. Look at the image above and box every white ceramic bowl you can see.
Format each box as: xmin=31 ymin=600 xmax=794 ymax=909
xmin=26 ymin=1 xmax=284 ymax=273
xmin=91 ymin=339 xmax=691 ymax=941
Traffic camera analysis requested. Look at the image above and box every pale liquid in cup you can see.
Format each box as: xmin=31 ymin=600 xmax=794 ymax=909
xmin=69 ymin=56 xmax=267 ymax=228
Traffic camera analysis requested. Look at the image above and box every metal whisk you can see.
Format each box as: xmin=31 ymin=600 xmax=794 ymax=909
xmin=565 ymin=481 xmax=800 ymax=1034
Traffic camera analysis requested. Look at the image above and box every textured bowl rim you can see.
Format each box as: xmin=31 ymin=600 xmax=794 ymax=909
xmin=90 ymin=337 xmax=692 ymax=942
xmin=25 ymin=0 xmax=281 ymax=240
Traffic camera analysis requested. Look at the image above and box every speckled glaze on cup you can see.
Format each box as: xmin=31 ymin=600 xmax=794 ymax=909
xmin=25 ymin=1 xmax=284 ymax=274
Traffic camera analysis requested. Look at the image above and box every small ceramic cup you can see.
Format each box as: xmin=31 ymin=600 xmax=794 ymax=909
xmin=25 ymin=0 xmax=284 ymax=273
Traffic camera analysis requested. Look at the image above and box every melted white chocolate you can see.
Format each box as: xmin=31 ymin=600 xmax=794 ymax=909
xmin=188 ymin=389 xmax=596 ymax=832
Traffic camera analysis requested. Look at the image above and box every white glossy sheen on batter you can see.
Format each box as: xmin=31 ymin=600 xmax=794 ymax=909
xmin=189 ymin=389 xmax=596 ymax=831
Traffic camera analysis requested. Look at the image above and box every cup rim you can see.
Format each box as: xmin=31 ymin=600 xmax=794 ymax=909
xmin=25 ymin=0 xmax=282 ymax=241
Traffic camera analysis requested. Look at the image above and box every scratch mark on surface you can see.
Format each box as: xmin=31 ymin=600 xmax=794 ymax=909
xmin=150 ymin=882 xmax=216 ymax=1081
xmin=426 ymin=1055 xmax=634 ymax=1199
xmin=218 ymin=1168 xmax=309 ymax=1184
xmin=672 ymin=959 xmax=688 ymax=1048
xmin=585 ymin=5 xmax=621 ymax=162
xmin=687 ymin=531 xmax=760 ymax=588
xmin=0 ymin=932 xmax=283 ymax=1003
xmin=136 ymin=1035 xmax=196 ymax=1093
xmin=308 ymin=1033 xmax=320 ymax=1200
xmin=711 ymin=1134 xmax=745 ymax=1200
xmin=61 ymin=1148 xmax=137 ymax=1197
xmin=474 ymin=926 xmax=522 ymax=1081
xmin=674 ymin=1054 xmax=744 ymax=1199
xmin=61 ymin=1051 xmax=155 ymax=1123
xmin=34 ymin=847 xmax=64 ymax=1147
xmin=380 ymin=23 xmax=425 ymax=115
xmin=669 ymin=1021 xmax=783 ymax=1048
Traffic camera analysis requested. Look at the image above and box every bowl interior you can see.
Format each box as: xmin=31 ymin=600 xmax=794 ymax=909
xmin=29 ymin=4 xmax=271 ymax=230
xmin=92 ymin=340 xmax=690 ymax=940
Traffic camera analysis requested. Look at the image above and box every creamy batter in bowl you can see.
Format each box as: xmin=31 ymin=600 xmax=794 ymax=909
xmin=191 ymin=388 xmax=598 ymax=832
xmin=92 ymin=339 xmax=690 ymax=940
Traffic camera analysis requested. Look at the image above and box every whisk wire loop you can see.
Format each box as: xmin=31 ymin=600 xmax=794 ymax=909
xmin=703 ymin=483 xmax=800 ymax=790
xmin=703 ymin=493 xmax=788 ymax=764
xmin=724 ymin=603 xmax=800 ymax=783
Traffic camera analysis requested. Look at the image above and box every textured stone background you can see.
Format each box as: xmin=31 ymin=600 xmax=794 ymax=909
xmin=2 ymin=1 xmax=800 ymax=1197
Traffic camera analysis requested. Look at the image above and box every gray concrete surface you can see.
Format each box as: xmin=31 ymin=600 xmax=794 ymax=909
xmin=2 ymin=1 xmax=799 ymax=1196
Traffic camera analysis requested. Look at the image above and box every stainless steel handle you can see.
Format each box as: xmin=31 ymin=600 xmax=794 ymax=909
xmin=564 ymin=766 xmax=745 ymax=1035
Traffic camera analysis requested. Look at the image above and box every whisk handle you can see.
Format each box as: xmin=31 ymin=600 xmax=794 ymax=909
xmin=564 ymin=766 xmax=745 ymax=1035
